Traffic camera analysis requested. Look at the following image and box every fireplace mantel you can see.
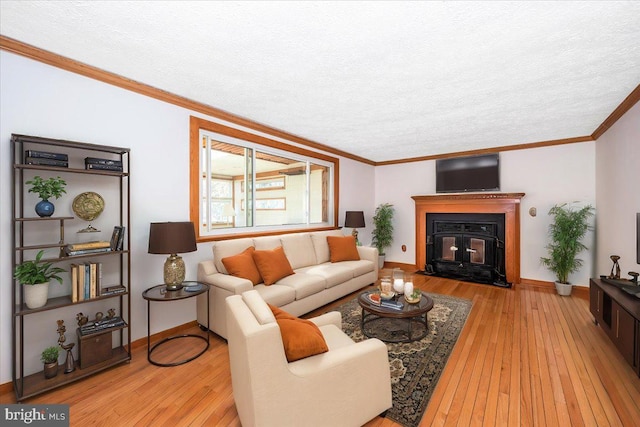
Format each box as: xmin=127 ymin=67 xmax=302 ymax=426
xmin=413 ymin=193 xmax=525 ymax=284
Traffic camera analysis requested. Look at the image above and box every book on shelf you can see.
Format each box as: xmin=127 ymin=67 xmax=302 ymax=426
xmin=77 ymin=264 xmax=85 ymax=302
xmin=71 ymin=264 xmax=79 ymax=303
xmin=70 ymin=262 xmax=103 ymax=301
xmin=24 ymin=150 xmax=68 ymax=161
xmin=110 ymin=226 xmax=125 ymax=251
xmin=89 ymin=263 xmax=97 ymax=299
xmin=79 ymin=316 xmax=127 ymax=336
xmin=85 ymin=163 xmax=123 ymax=172
xmin=24 ymin=157 xmax=69 ymax=167
xmin=84 ymin=157 xmax=122 ymax=166
xmin=64 ymin=247 xmax=111 ymax=256
xmin=101 ymin=285 xmax=126 ymax=296
xmin=66 ymin=240 xmax=111 ymax=251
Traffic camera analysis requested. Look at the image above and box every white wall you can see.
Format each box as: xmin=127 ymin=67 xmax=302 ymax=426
xmin=374 ymin=142 xmax=597 ymax=285
xmin=0 ymin=51 xmax=375 ymax=382
xmin=595 ymin=102 xmax=640 ymax=277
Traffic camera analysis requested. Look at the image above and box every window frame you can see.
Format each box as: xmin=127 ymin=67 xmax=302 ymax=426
xmin=190 ymin=116 xmax=340 ymax=242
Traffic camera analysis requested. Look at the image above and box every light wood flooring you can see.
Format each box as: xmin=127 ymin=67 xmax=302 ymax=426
xmin=2 ymin=275 xmax=640 ymax=426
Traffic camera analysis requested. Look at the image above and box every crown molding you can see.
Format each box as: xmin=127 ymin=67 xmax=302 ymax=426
xmin=1 ymin=35 xmax=637 ymax=167
xmin=0 ymin=35 xmax=374 ymax=166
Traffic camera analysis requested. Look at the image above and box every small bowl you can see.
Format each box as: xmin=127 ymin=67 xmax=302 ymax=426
xmin=380 ymin=291 xmax=396 ymax=300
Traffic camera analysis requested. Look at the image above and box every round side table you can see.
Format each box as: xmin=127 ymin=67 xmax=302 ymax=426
xmin=142 ymin=281 xmax=210 ymax=367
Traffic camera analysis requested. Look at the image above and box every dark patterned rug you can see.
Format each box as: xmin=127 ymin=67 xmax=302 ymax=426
xmin=335 ymin=292 xmax=472 ymax=427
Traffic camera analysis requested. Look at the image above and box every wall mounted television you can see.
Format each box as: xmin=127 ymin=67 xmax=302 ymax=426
xmin=436 ymin=153 xmax=500 ymax=193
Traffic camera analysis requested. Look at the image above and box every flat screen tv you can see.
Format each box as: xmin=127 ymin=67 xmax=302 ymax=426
xmin=436 ymin=153 xmax=500 ymax=193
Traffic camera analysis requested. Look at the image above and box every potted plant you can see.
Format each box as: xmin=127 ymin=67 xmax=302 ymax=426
xmin=540 ymin=203 xmax=595 ymax=296
xmin=371 ymin=203 xmax=394 ymax=269
xmin=41 ymin=346 xmax=60 ymax=379
xmin=26 ymin=175 xmax=67 ymax=217
xmin=14 ymin=250 xmax=66 ymax=309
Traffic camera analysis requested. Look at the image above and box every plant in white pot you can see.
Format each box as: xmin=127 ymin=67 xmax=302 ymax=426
xmin=540 ymin=203 xmax=594 ymax=296
xmin=14 ymin=250 xmax=66 ymax=309
xmin=372 ymin=203 xmax=394 ymax=269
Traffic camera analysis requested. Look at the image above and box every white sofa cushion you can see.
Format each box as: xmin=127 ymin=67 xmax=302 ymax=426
xmin=253 ymin=235 xmax=282 ymax=251
xmin=280 ymin=233 xmax=317 ymax=269
xmin=310 ymin=229 xmax=344 ymax=264
xmin=277 ymin=272 xmax=326 ymax=299
xmin=341 ymin=259 xmax=376 ymax=277
xmin=298 ymin=263 xmax=354 ymax=289
xmin=213 ymin=238 xmax=255 ymax=274
xmin=252 ymin=284 xmax=296 ymax=306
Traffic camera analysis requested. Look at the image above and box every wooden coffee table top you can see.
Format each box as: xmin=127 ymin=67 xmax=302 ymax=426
xmin=358 ymin=290 xmax=434 ymax=318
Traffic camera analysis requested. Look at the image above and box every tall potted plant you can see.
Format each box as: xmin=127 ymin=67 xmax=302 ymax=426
xmin=26 ymin=175 xmax=66 ymax=217
xmin=540 ymin=203 xmax=594 ymax=296
xmin=372 ymin=203 xmax=394 ymax=269
xmin=14 ymin=250 xmax=66 ymax=309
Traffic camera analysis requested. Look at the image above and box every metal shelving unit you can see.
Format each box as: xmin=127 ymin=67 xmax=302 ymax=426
xmin=11 ymin=134 xmax=132 ymax=401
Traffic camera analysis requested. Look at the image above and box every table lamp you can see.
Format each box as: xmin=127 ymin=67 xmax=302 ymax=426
xmin=345 ymin=211 xmax=365 ymax=246
xmin=148 ymin=221 xmax=197 ymax=290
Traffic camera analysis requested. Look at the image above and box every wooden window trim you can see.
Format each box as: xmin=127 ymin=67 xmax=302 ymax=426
xmin=190 ymin=116 xmax=340 ymax=242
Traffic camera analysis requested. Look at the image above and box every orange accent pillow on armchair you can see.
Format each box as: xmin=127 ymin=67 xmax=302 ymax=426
xmin=268 ymin=304 xmax=328 ymax=362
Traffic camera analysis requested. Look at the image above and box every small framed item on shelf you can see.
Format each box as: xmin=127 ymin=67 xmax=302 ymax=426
xmin=110 ymin=226 xmax=125 ymax=251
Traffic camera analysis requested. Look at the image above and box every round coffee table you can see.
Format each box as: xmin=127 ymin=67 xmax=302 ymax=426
xmin=358 ymin=291 xmax=434 ymax=343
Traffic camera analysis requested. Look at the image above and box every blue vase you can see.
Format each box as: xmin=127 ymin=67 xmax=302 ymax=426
xmin=35 ymin=199 xmax=55 ymax=217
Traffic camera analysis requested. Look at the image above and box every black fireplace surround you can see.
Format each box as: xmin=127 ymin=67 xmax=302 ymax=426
xmin=425 ymin=213 xmax=510 ymax=287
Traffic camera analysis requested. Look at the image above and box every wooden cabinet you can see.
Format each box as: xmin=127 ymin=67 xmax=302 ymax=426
xmin=590 ymin=278 xmax=640 ymax=376
xmin=11 ymin=134 xmax=131 ymax=401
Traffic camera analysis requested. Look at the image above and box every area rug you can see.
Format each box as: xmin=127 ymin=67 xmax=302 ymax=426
xmin=334 ymin=292 xmax=472 ymax=427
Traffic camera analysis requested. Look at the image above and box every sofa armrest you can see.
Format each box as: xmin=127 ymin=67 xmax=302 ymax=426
xmin=197 ymin=260 xmax=253 ymax=294
xmin=308 ymin=311 xmax=341 ymax=329
xmin=357 ymin=245 xmax=378 ymax=263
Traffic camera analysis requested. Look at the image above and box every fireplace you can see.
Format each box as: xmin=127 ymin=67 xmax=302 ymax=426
xmin=426 ymin=213 xmax=508 ymax=287
xmin=412 ymin=193 xmax=525 ymax=285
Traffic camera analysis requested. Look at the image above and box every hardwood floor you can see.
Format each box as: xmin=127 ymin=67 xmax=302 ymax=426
xmin=2 ymin=275 xmax=639 ymax=426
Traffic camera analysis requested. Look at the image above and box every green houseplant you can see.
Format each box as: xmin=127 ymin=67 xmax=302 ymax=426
xmin=14 ymin=250 xmax=66 ymax=309
xmin=372 ymin=203 xmax=394 ymax=268
xmin=41 ymin=346 xmax=60 ymax=379
xmin=540 ymin=203 xmax=594 ymax=296
xmin=25 ymin=175 xmax=67 ymax=217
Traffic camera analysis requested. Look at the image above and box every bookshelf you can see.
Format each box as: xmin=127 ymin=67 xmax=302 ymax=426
xmin=11 ymin=134 xmax=131 ymax=401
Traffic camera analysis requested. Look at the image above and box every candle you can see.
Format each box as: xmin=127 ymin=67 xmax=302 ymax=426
xmin=393 ymin=278 xmax=404 ymax=294
xmin=404 ymin=282 xmax=414 ymax=296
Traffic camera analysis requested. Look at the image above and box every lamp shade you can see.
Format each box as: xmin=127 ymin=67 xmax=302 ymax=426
xmin=148 ymin=222 xmax=197 ymax=254
xmin=345 ymin=211 xmax=365 ymax=228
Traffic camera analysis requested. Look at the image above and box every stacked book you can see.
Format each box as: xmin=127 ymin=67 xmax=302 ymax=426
xmin=100 ymin=285 xmax=127 ymax=297
xmin=64 ymin=240 xmax=112 ymax=256
xmin=85 ymin=157 xmax=123 ymax=172
xmin=24 ymin=149 xmax=69 ymax=168
xmin=380 ymin=300 xmax=403 ymax=310
xmin=79 ymin=316 xmax=127 ymax=336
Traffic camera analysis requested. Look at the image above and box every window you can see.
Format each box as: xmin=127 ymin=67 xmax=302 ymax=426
xmin=190 ymin=117 xmax=339 ymax=240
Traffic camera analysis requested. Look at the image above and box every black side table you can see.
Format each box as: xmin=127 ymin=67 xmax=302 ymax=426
xmin=142 ymin=281 xmax=210 ymax=367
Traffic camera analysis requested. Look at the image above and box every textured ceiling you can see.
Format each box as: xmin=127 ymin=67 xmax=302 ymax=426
xmin=1 ymin=1 xmax=639 ymax=162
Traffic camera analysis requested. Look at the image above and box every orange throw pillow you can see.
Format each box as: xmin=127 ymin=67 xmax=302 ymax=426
xmin=221 ymin=247 xmax=263 ymax=285
xmin=252 ymin=246 xmax=295 ymax=286
xmin=326 ymin=235 xmax=361 ymax=262
xmin=268 ymin=305 xmax=328 ymax=362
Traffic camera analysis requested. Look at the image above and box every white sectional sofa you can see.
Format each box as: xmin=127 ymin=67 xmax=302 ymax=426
xmin=196 ymin=229 xmax=379 ymax=339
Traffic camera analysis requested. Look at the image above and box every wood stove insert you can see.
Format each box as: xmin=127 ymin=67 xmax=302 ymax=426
xmin=426 ymin=213 xmax=508 ymax=287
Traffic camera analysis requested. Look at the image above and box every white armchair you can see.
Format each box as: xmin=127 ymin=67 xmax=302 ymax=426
xmin=226 ymin=290 xmax=392 ymax=427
